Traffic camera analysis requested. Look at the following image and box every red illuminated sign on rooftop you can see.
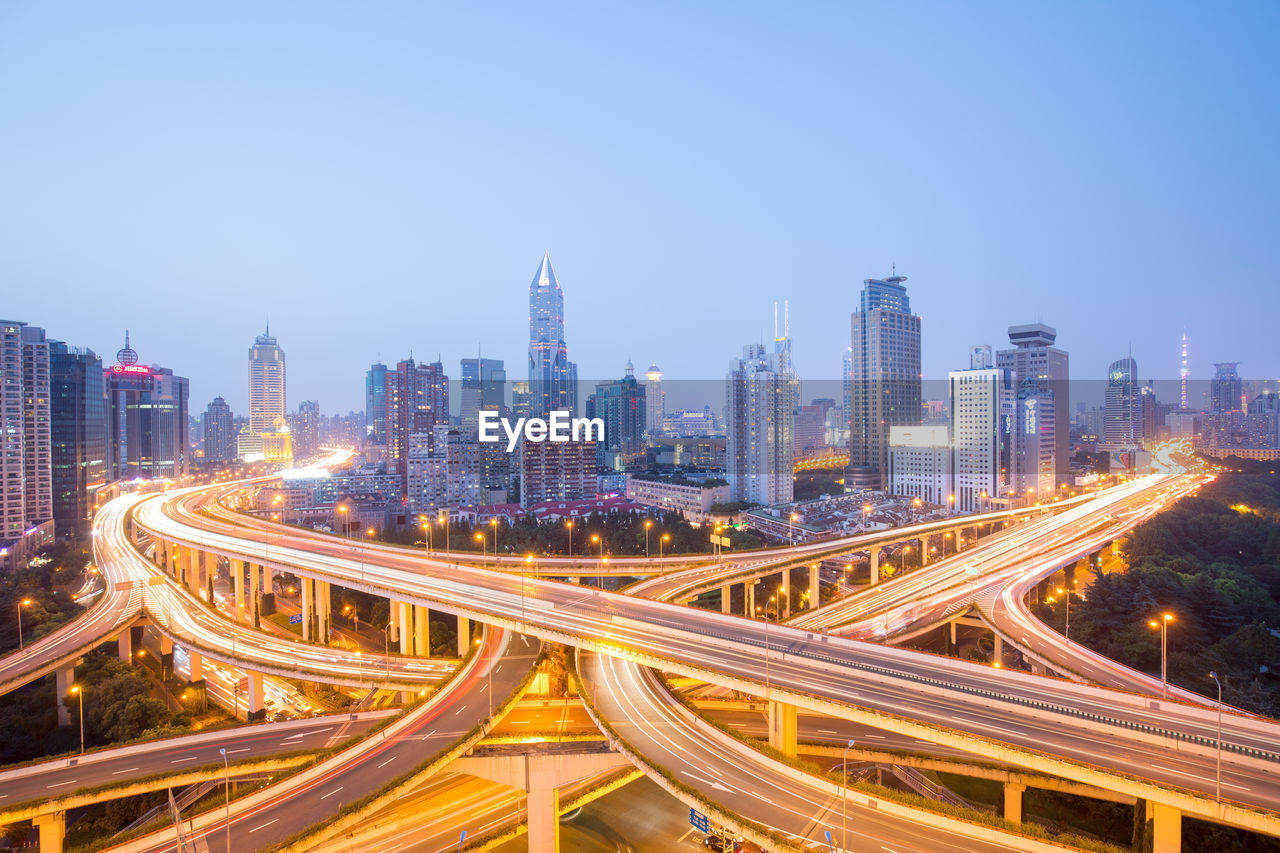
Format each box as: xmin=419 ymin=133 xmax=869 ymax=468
xmin=111 ymin=364 xmax=152 ymax=375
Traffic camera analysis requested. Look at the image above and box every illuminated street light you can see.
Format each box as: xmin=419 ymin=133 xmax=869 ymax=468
xmin=70 ymin=685 xmax=84 ymax=753
xmin=1148 ymin=613 xmax=1174 ymax=696
xmin=16 ymin=598 xmax=32 ymax=649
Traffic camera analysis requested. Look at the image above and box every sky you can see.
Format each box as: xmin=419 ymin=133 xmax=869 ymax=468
xmin=2 ymin=1 xmax=1278 ymax=415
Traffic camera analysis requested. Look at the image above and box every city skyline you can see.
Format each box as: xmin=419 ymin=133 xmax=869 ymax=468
xmin=3 ymin=4 xmax=1277 ymax=412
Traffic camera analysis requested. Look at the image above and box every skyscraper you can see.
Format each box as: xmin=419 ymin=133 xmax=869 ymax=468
xmin=105 ymin=333 xmax=189 ymax=480
xmin=292 ymin=400 xmax=321 ymax=461
xmin=527 ymin=254 xmax=578 ymax=417
xmin=1102 ymin=356 xmax=1140 ymax=449
xmin=644 ymin=364 xmax=664 ymax=437
xmin=460 ymin=357 xmax=506 ymax=436
xmin=365 ymin=361 xmax=389 ymax=444
xmin=949 ymin=346 xmax=1012 ymax=513
xmin=996 ymin=323 xmax=1069 ymax=487
xmin=49 ymin=341 xmax=107 ymax=538
xmin=248 ymin=327 xmax=286 ymax=433
xmin=0 ymin=320 xmax=56 ymax=564
xmin=386 ymin=356 xmax=449 ymax=485
xmin=203 ymin=396 xmax=236 ymax=463
xmin=586 ymin=362 xmax=647 ymax=471
xmin=1211 ymin=363 xmax=1243 ymax=413
xmin=726 ymin=343 xmax=796 ymax=506
xmin=848 ymin=275 xmax=922 ymax=489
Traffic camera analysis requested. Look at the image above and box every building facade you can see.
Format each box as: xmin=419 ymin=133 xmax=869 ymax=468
xmin=203 ymin=396 xmax=235 ymax=464
xmin=519 ymin=437 xmax=596 ymax=509
xmin=385 ymin=356 xmax=449 ymax=485
xmin=726 ymin=343 xmax=796 ymax=506
xmin=49 ymin=342 xmax=107 ymax=537
xmin=585 ymin=363 xmax=647 ymax=471
xmin=460 ymin=357 xmax=506 ymax=436
xmin=106 ymin=335 xmax=190 ymax=480
xmin=848 ymin=275 xmax=922 ymax=488
xmin=949 ymin=347 xmax=1012 ymax=513
xmin=0 ymin=321 xmax=56 ymax=564
xmin=527 ymin=254 xmax=578 ymax=417
xmin=996 ymin=323 xmax=1069 ymax=487
xmin=625 ymin=474 xmax=730 ymax=521
xmin=887 ymin=424 xmax=953 ymax=506
xmin=248 ymin=327 xmax=286 ymax=433
xmin=365 ymin=361 xmax=389 ymax=445
xmin=1102 ymin=356 xmax=1140 ymax=450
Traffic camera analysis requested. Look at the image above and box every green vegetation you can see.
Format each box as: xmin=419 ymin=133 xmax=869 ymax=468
xmin=0 ymin=538 xmax=93 ymax=656
xmin=1046 ymin=472 xmax=1280 ymax=716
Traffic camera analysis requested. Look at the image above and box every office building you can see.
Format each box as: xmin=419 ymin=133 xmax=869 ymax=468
xmin=726 ymin=343 xmax=796 ymax=506
xmin=949 ymin=346 xmax=1012 ymax=513
xmin=848 ymin=275 xmax=921 ymax=488
xmin=365 ymin=361 xmax=389 ymax=444
xmin=625 ymin=474 xmax=731 ymax=522
xmin=520 ymin=437 xmax=597 ymax=508
xmin=888 ymin=425 xmax=953 ymax=506
xmin=1012 ymin=378 xmax=1055 ymax=497
xmin=510 ymin=380 xmax=532 ymax=420
xmin=203 ymin=397 xmax=236 ymax=464
xmin=1211 ymin=363 xmax=1243 ymax=413
xmin=460 ymin=357 xmax=506 ymax=436
xmin=49 ymin=342 xmax=108 ymax=538
xmin=644 ymin=364 xmax=664 ymax=437
xmin=105 ymin=333 xmax=190 ymax=480
xmin=291 ymin=400 xmax=320 ymax=461
xmin=996 ymin=323 xmax=1069 ymax=487
xmin=585 ymin=362 xmax=647 ymax=471
xmin=407 ymin=425 xmax=483 ymax=514
xmin=527 ymin=254 xmax=578 ymax=416
xmin=1102 ymin=357 xmax=1140 ymax=450
xmin=248 ymin=326 xmax=286 ymax=433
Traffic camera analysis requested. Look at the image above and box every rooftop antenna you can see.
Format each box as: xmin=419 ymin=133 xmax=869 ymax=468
xmin=784 ymin=299 xmax=790 ymax=338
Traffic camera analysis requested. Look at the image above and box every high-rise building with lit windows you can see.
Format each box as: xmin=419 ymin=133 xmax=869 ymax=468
xmin=644 ymin=364 xmax=664 ymax=437
xmin=949 ymin=346 xmax=1012 ymax=513
xmin=997 ymin=323 xmax=1069 ymax=489
xmin=49 ymin=342 xmax=107 ymax=539
xmin=848 ymin=275 xmax=921 ymax=489
xmin=203 ymin=396 xmax=235 ymax=463
xmin=0 ymin=320 xmax=56 ymax=563
xmin=726 ymin=343 xmax=796 ymax=505
xmin=527 ymin=254 xmax=578 ymax=417
xmin=248 ymin=327 xmax=285 ymax=433
xmin=460 ymin=357 xmax=506 ymax=436
xmin=105 ymin=333 xmax=189 ymax=481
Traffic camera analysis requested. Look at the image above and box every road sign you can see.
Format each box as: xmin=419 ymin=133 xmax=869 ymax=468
xmin=965 ymin=565 xmax=978 ymax=576
xmin=689 ymin=808 xmax=709 ymax=832
xmin=710 ymin=535 xmax=731 ymax=547
xmin=237 ymin=676 xmax=249 ymax=692
xmin=825 ymin=829 xmax=836 ymax=852
xmin=289 ymin=613 xmax=303 ymax=624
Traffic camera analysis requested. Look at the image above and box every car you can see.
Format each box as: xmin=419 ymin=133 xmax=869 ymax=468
xmin=701 ymin=835 xmax=733 ymax=852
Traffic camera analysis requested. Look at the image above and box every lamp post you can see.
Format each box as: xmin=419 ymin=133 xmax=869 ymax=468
xmin=644 ymin=519 xmax=652 ymax=559
xmin=788 ymin=513 xmax=798 ymax=546
xmin=1056 ymin=586 xmax=1071 ymax=640
xmin=489 ymin=518 xmax=499 ymax=563
xmin=1148 ymin=613 xmax=1174 ymax=696
xmin=439 ymin=514 xmax=449 ymax=554
xmin=842 ymin=738 xmax=855 ymax=853
xmin=16 ymin=598 xmax=32 ymax=649
xmin=1210 ymin=671 xmax=1223 ymax=803
xmin=659 ymin=534 xmax=670 ymax=575
xmin=218 ymin=746 xmax=231 ymax=850
xmin=565 ymin=519 xmax=573 ymax=558
xmin=475 ymin=532 xmax=486 ymax=566
xmin=756 ymin=596 xmax=777 ymax=700
xmin=420 ymin=516 xmax=432 ymax=553
xmin=70 ymin=685 xmax=84 ymax=754
xmin=522 ymin=554 xmax=533 ymax=619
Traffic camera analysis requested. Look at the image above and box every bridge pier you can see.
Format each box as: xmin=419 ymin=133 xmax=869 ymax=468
xmin=55 ymin=666 xmax=74 ymax=726
xmin=398 ymin=601 xmax=412 ymax=654
xmin=1003 ymin=782 xmax=1025 ymax=823
xmin=302 ymin=578 xmax=316 ymax=641
xmin=720 ymin=584 xmax=731 ymax=614
xmin=245 ymin=671 xmax=264 ymax=718
xmin=869 ymin=547 xmax=881 ymax=585
xmin=807 ymin=565 xmax=819 ymax=610
xmin=317 ymin=580 xmax=331 ymax=643
xmin=188 ymin=649 xmax=204 ymax=681
xmin=249 ymin=562 xmax=260 ymax=617
xmin=767 ymin=700 xmax=798 ymax=757
xmin=1146 ymin=801 xmax=1182 ymax=852
xmin=458 ymin=616 xmax=471 ymax=655
xmin=117 ymin=627 xmax=133 ymax=663
xmin=746 ymin=582 xmax=756 ymax=616
xmin=233 ymin=559 xmax=247 ymax=620
xmin=778 ymin=571 xmax=790 ymax=618
xmin=415 ymin=605 xmax=430 ymax=655
xmin=159 ymin=635 xmax=174 ymax=678
xmin=919 ymin=537 xmax=930 ymax=565
xmin=33 ymin=810 xmax=65 ymax=853
xmin=993 ymin=633 xmax=1003 ymax=667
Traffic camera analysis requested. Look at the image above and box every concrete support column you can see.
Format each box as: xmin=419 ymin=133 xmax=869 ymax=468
xmin=919 ymin=537 xmax=930 ymax=565
xmin=1064 ymin=563 xmax=1077 ymax=587
xmin=245 ymin=671 xmax=264 ymax=716
xmin=188 ymin=649 xmax=204 ymax=681
xmin=248 ymin=563 xmax=260 ymax=622
xmin=526 ymin=776 xmax=561 ymax=853
xmin=159 ymin=635 xmax=174 ymax=677
xmin=317 ymin=580 xmax=331 ymax=643
xmin=55 ymin=667 xmax=74 ymax=727
xmin=779 ymin=570 xmax=790 ymax=618
xmin=869 ymin=547 xmax=881 ymax=585
xmin=1151 ymin=801 xmax=1182 ymax=853
xmin=993 ymin=632 xmax=1004 ymax=666
xmin=414 ymin=605 xmax=430 ymax=656
xmin=399 ymin=601 xmax=412 ymax=655
xmin=949 ymin=620 xmax=958 ymax=646
xmin=457 ymin=617 xmax=471 ymax=655
xmin=720 ymin=585 xmax=731 ymax=615
xmin=263 ymin=566 xmax=274 ymax=594
xmin=33 ymin=811 xmax=66 ymax=853
xmin=1003 ymin=782 xmax=1025 ymax=823
xmin=387 ymin=598 xmax=400 ymax=651
xmin=746 ymin=582 xmax=756 ymax=616
xmin=233 ymin=560 xmax=247 ymax=620
xmin=299 ymin=579 xmax=312 ymax=641
xmin=199 ymin=550 xmax=212 ymax=593
xmin=807 ymin=565 xmax=820 ymax=610
xmin=117 ymin=628 xmax=133 ymax=663
xmin=767 ymin=700 xmax=798 ymax=757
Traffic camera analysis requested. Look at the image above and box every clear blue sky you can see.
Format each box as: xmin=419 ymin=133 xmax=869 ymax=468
xmin=2 ymin=1 xmax=1277 ymax=414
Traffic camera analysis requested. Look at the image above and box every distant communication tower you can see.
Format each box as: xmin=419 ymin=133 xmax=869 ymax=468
xmin=1179 ymin=333 xmax=1189 ymax=409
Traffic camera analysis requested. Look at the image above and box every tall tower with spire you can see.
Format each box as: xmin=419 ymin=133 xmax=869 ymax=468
xmin=527 ymin=254 xmax=578 ymax=416
xmin=248 ymin=325 xmax=286 ymax=434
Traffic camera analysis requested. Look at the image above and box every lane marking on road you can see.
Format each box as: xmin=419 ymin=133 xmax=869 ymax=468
xmin=170 ymin=756 xmax=200 ymax=763
xmin=320 ymin=786 xmax=344 ymax=800
xmin=110 ymin=767 xmax=141 ymax=775
xmin=46 ymin=780 xmax=77 ymax=788
xmin=224 ymin=747 xmax=250 ymax=755
xmin=377 ymin=755 xmax=397 ymax=769
xmin=248 ymin=818 xmax=279 ymax=833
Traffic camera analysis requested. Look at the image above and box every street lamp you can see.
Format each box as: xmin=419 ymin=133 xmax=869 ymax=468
xmin=565 ymin=519 xmax=573 ymax=558
xmin=475 ymin=532 xmax=486 ymax=565
xmin=420 ymin=516 xmax=432 ymax=553
xmin=644 ymin=519 xmax=652 ymax=559
xmin=1056 ymin=587 xmax=1071 ymax=640
xmin=219 ymin=746 xmax=231 ymax=852
xmin=489 ymin=518 xmax=499 ymax=562
xmin=70 ymin=685 xmax=84 ymax=754
xmin=1210 ymin=671 xmax=1223 ymax=803
xmin=789 ymin=513 xmax=798 ymax=546
xmin=16 ymin=598 xmax=32 ymax=649
xmin=1148 ymin=613 xmax=1174 ymax=696
xmin=659 ymin=533 xmax=670 ymax=574
xmin=755 ymin=595 xmax=778 ymax=700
